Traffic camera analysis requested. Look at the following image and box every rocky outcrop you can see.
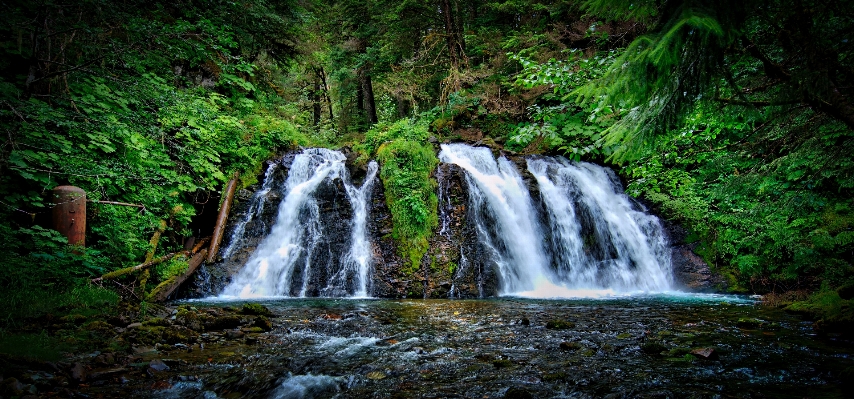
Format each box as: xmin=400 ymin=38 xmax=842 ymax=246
xmin=663 ymin=221 xmax=728 ymax=292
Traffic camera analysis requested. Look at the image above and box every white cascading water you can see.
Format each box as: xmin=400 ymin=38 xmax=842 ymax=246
xmin=220 ymin=148 xmax=378 ymax=298
xmin=438 ymin=143 xmax=555 ymax=294
xmin=220 ymin=161 xmax=278 ymax=259
xmin=527 ymin=157 xmax=672 ymax=293
xmin=439 ymin=143 xmax=672 ymax=297
xmin=322 ymin=161 xmax=378 ymax=298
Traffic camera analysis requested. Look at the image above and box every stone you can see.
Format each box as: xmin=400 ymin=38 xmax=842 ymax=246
xmin=69 ymin=363 xmax=87 ymax=383
xmin=641 ymin=342 xmax=667 ymax=355
xmin=560 ymin=342 xmax=582 ymax=351
xmin=690 ymin=347 xmax=719 ymax=360
xmin=206 ymin=315 xmax=243 ymax=331
xmin=149 ymin=359 xmax=170 ymax=372
xmin=252 ymin=316 xmax=273 ymax=331
xmin=226 ymin=330 xmax=245 ymax=340
xmin=240 ymin=303 xmax=273 ymax=317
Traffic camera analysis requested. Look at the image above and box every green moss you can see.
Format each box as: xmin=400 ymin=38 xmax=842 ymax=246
xmin=357 ymin=119 xmax=439 ymax=272
xmin=545 ymin=320 xmax=575 ymax=330
xmin=240 ymin=303 xmax=273 ymax=317
xmin=787 ymin=289 xmax=854 ymax=332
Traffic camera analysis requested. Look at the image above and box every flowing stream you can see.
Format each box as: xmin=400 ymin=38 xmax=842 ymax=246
xmin=220 ymin=148 xmax=378 ymax=298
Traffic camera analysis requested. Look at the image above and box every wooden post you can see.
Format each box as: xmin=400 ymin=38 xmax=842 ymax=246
xmin=52 ymin=186 xmax=86 ymax=247
xmin=207 ymin=173 xmax=239 ymax=263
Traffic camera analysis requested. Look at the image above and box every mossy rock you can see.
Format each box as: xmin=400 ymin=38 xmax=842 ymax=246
xmin=666 ymin=347 xmax=692 ymax=357
xmin=542 ymin=372 xmax=567 ymax=382
xmin=176 ymin=309 xmax=203 ymax=331
xmin=252 ymin=316 xmax=273 ymax=332
xmin=84 ymin=321 xmax=114 ymax=334
xmin=161 ymin=326 xmax=198 ymax=344
xmin=143 ymin=317 xmax=172 ymax=327
xmin=240 ymin=303 xmax=273 ymax=317
xmin=545 ymin=320 xmax=575 ymax=330
xmin=736 ymin=318 xmax=764 ymax=329
xmin=616 ymin=333 xmax=632 ymax=339
xmin=559 ymin=342 xmax=582 ymax=351
xmin=640 ymin=342 xmax=667 ymax=355
xmin=205 ymin=315 xmax=243 ymax=331
xmin=125 ymin=326 xmax=165 ymax=345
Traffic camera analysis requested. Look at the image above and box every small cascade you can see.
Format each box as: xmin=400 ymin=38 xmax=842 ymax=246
xmin=438 ymin=143 xmax=672 ymax=297
xmin=527 ymin=157 xmax=672 ymax=293
xmin=436 ymin=166 xmax=453 ymax=238
xmin=322 ymin=161 xmax=379 ymax=298
xmin=220 ymin=148 xmax=378 ymax=298
xmin=438 ymin=144 xmax=554 ymax=294
xmin=220 ymin=161 xmax=279 ymax=259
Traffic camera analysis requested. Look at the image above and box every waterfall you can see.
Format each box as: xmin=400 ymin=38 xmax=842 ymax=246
xmin=438 ymin=144 xmax=554 ymax=295
xmin=220 ymin=161 xmax=278 ymax=259
xmin=438 ymin=143 xmax=672 ymax=297
xmin=527 ymin=157 xmax=672 ymax=293
xmin=220 ymin=148 xmax=378 ymax=298
xmin=322 ymin=161 xmax=379 ymax=298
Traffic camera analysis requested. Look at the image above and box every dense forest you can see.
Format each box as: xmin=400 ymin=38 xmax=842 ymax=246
xmin=1 ymin=0 xmax=853 ymax=362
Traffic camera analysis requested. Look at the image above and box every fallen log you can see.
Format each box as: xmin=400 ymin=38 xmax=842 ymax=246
xmin=207 ymin=173 xmax=239 ymax=263
xmin=147 ymin=249 xmax=207 ymax=303
xmin=92 ymin=252 xmax=183 ymax=283
xmin=191 ymin=236 xmax=211 ymax=254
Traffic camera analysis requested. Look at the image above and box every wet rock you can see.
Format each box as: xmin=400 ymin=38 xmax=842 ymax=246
xmin=89 ymin=368 xmax=127 ymax=381
xmin=690 ymin=347 xmax=719 ymax=360
xmin=736 ymin=318 xmax=764 ymax=329
xmin=2 ymin=377 xmax=25 ymax=396
xmin=504 ymin=387 xmax=533 ymax=399
xmin=226 ymin=330 xmax=245 ymax=340
xmin=520 ymin=318 xmax=530 ymax=326
xmin=366 ymin=371 xmax=386 ymax=380
xmin=176 ymin=308 xmax=204 ymax=331
xmin=545 ymin=320 xmax=575 ymax=330
xmin=640 ymin=342 xmax=667 ymax=355
xmin=240 ymin=303 xmax=273 ymax=317
xmin=206 ymin=315 xmax=243 ymax=331
xmin=492 ymin=359 xmax=513 ymax=368
xmin=143 ymin=317 xmax=172 ymax=327
xmin=560 ymin=342 xmax=582 ymax=351
xmin=252 ymin=316 xmax=273 ymax=331
xmin=149 ymin=359 xmax=170 ymax=372
xmin=126 ymin=322 xmax=143 ymax=329
xmin=93 ymin=353 xmax=116 ymax=366
xmin=69 ymin=363 xmax=87 ymax=383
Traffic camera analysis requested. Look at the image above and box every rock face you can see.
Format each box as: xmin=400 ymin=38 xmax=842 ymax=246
xmin=663 ymin=221 xmax=728 ymax=292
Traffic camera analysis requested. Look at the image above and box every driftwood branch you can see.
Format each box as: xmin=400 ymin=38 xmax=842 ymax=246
xmin=207 ymin=173 xmax=239 ymax=263
xmin=92 ymin=252 xmax=184 ymax=282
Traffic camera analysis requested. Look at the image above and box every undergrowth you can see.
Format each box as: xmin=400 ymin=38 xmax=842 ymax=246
xmin=356 ymin=119 xmax=438 ymax=272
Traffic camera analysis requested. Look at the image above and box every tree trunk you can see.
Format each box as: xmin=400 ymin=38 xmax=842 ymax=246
xmin=439 ymin=0 xmax=466 ymax=69
xmin=361 ymin=72 xmax=378 ymax=124
xmin=319 ymin=67 xmax=334 ymax=122
xmin=312 ymin=78 xmax=322 ymax=126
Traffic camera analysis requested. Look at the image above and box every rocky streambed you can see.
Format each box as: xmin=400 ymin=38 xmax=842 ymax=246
xmin=7 ymin=296 xmax=853 ymax=398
